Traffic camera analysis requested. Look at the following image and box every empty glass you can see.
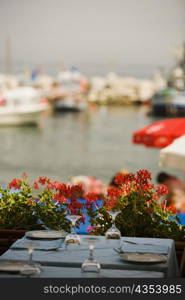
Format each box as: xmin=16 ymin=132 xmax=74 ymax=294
xmin=81 ymin=237 xmax=100 ymax=273
xmin=105 ymin=210 xmax=121 ymax=239
xmin=65 ymin=214 xmax=81 ymax=244
xmin=20 ymin=241 xmax=41 ymax=275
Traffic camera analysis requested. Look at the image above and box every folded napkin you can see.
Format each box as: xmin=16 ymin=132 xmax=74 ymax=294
xmin=120 ymin=241 xmax=169 ymax=254
xmin=11 ymin=237 xmax=64 ymax=251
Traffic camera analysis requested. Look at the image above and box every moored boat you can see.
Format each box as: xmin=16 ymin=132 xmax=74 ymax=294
xmin=150 ymin=88 xmax=185 ymax=116
xmin=0 ymin=87 xmax=49 ymax=126
xmin=53 ymin=96 xmax=87 ymax=112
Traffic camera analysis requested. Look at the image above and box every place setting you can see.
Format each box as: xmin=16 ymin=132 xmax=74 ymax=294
xmin=11 ymin=230 xmax=67 ymax=252
xmin=0 ymin=241 xmax=41 ymax=276
xmin=113 ymin=239 xmax=169 ymax=264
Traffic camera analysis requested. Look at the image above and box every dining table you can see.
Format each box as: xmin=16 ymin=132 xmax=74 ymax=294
xmin=0 ymin=234 xmax=180 ymax=278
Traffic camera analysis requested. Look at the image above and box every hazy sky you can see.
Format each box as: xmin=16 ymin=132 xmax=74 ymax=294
xmin=0 ymin=0 xmax=184 ymax=75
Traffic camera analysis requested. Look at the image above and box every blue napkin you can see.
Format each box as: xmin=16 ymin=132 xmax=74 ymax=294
xmin=11 ymin=237 xmax=64 ymax=251
xmin=120 ymin=241 xmax=169 ymax=254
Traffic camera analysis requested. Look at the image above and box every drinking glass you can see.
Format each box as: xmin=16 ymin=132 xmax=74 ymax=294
xmin=65 ymin=214 xmax=81 ymax=244
xmin=20 ymin=241 xmax=41 ymax=275
xmin=81 ymin=237 xmax=100 ymax=273
xmin=105 ymin=210 xmax=121 ymax=239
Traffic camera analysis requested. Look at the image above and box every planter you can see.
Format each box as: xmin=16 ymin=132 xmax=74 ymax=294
xmin=0 ymin=229 xmax=27 ymax=256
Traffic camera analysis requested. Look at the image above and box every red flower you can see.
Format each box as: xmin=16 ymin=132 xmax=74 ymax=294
xmin=107 ymin=186 xmax=122 ymax=198
xmin=136 ymin=169 xmax=152 ymax=185
xmin=9 ymin=178 xmax=22 ymax=190
xmin=52 ymin=182 xmax=71 ymax=198
xmin=47 ymin=181 xmax=56 ymax=190
xmin=157 ymin=184 xmax=168 ymax=196
xmin=67 ymin=203 xmax=82 ymax=215
xmin=120 ymin=182 xmax=132 ymax=195
xmin=85 ymin=192 xmax=99 ymax=203
xmin=114 ymin=173 xmax=135 ymax=185
xmin=104 ymin=198 xmax=119 ymax=210
xmin=137 ymin=184 xmax=150 ymax=191
xmin=33 ymin=181 xmax=39 ymax=190
xmin=38 ymin=176 xmax=49 ymax=185
xmin=114 ymin=173 xmax=127 ymax=185
xmin=57 ymin=195 xmax=67 ymax=203
xmin=59 ymin=184 xmax=71 ymax=197
xmin=70 ymin=184 xmax=84 ymax=200
xmin=166 ymin=205 xmax=177 ymax=214
xmin=71 ymin=200 xmax=83 ymax=209
xmin=53 ymin=181 xmax=63 ymax=190
xmin=53 ymin=192 xmax=60 ymax=202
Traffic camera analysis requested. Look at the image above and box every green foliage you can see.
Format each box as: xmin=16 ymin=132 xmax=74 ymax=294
xmin=0 ymin=182 xmax=39 ymax=230
xmin=88 ymin=204 xmax=185 ymax=240
xmin=87 ymin=169 xmax=185 ymax=240
xmin=0 ymin=176 xmax=79 ymax=232
xmin=34 ymin=188 xmax=70 ymax=231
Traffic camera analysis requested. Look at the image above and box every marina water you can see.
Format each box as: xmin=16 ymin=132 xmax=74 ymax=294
xmin=0 ymin=105 xmax=182 ymax=186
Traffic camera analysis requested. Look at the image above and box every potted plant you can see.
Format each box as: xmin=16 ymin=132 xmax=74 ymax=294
xmin=0 ymin=174 xmax=85 ymax=254
xmin=32 ymin=175 xmax=85 ymax=231
xmin=0 ymin=176 xmax=39 ymax=231
xmin=86 ymin=170 xmax=185 ymax=264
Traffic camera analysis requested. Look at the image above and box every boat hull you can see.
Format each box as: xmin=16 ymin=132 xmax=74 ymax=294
xmin=0 ymin=104 xmax=49 ymax=126
xmin=53 ymin=98 xmax=87 ymax=112
xmin=150 ymin=92 xmax=185 ymax=116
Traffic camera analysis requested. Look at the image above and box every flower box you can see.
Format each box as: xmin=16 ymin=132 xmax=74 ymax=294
xmin=0 ymin=229 xmax=26 ymax=255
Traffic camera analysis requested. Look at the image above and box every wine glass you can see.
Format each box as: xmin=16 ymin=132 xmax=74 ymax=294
xmin=105 ymin=210 xmax=121 ymax=239
xmin=20 ymin=241 xmax=41 ymax=275
xmin=65 ymin=214 xmax=81 ymax=244
xmin=81 ymin=237 xmax=100 ymax=273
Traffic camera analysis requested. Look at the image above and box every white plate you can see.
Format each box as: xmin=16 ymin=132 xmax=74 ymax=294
xmin=120 ymin=253 xmax=167 ymax=263
xmin=0 ymin=261 xmax=35 ymax=273
xmin=25 ymin=230 xmax=66 ymax=239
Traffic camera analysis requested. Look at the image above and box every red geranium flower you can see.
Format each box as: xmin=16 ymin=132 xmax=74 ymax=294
xmin=53 ymin=182 xmax=71 ymax=198
xmin=120 ymin=182 xmax=132 ymax=195
xmin=9 ymin=178 xmax=22 ymax=189
xmin=46 ymin=181 xmax=56 ymax=190
xmin=38 ymin=176 xmax=49 ymax=185
xmin=53 ymin=192 xmax=68 ymax=203
xmin=33 ymin=181 xmax=39 ymax=190
xmin=166 ymin=205 xmax=177 ymax=214
xmin=70 ymin=184 xmax=84 ymax=200
xmin=136 ymin=169 xmax=152 ymax=185
xmin=114 ymin=173 xmax=135 ymax=185
xmin=107 ymin=186 xmax=122 ymax=198
xmin=71 ymin=200 xmax=83 ymax=209
xmin=157 ymin=184 xmax=168 ymax=196
xmin=57 ymin=195 xmax=67 ymax=203
xmin=85 ymin=192 xmax=99 ymax=203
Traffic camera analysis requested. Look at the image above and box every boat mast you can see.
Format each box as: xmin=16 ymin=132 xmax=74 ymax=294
xmin=4 ymin=35 xmax=12 ymax=75
xmin=181 ymin=42 xmax=185 ymax=73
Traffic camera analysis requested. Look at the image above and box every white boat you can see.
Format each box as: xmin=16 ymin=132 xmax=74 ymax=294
xmin=0 ymin=87 xmax=49 ymax=125
xmin=54 ymin=68 xmax=88 ymax=112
